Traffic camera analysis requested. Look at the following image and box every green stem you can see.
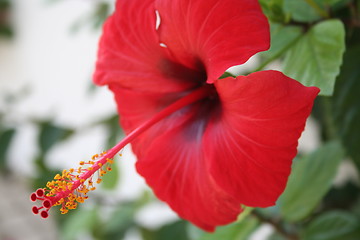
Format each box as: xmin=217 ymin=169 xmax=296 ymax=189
xmin=304 ymin=0 xmax=330 ymax=19
xmin=321 ymin=97 xmax=337 ymax=140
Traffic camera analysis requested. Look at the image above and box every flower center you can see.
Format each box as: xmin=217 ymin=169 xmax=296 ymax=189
xmin=30 ymin=86 xmax=212 ymax=218
xmin=160 ymin=58 xmax=208 ymax=86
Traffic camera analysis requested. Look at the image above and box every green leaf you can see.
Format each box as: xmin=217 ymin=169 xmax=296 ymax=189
xmin=268 ymin=233 xmax=287 ymax=240
xmin=0 ymin=25 xmax=13 ymax=38
xmin=283 ymin=0 xmax=329 ymax=22
xmin=323 ymin=182 xmax=360 ymax=210
xmin=91 ymin=2 xmax=111 ymax=29
xmin=38 ymin=120 xmax=74 ymax=153
xmin=279 ymin=141 xmax=345 ymax=222
xmin=102 ymin=203 xmax=136 ymax=238
xmin=100 ymin=114 xmax=122 ymax=189
xmin=237 ymin=206 xmax=254 ymax=222
xmin=33 ymin=157 xmax=59 ymax=188
xmin=259 ymin=0 xmax=289 ymax=23
xmin=0 ymin=0 xmax=11 ymax=9
xmin=60 ymin=207 xmax=100 ymax=240
xmin=333 ymin=45 xmax=360 ymax=171
xmin=220 ymin=72 xmax=236 ymax=79
xmin=102 ymin=194 xmax=150 ymax=239
xmin=188 ymin=216 xmax=259 ymax=240
xmin=0 ymin=128 xmax=15 ymax=172
xmin=324 ymin=0 xmax=353 ymax=9
xmin=283 ymin=19 xmax=345 ymax=96
xmin=301 ymin=211 xmax=360 ymax=240
xmin=92 ymin=114 xmax=123 ymax=149
xmin=263 ymin=23 xmax=303 ymax=60
xmin=101 ymin=159 xmax=119 ymax=190
xmin=351 ymin=197 xmax=360 ymax=217
xmin=142 ymin=221 xmax=190 ymax=240
xmin=69 ymin=2 xmax=111 ymax=33
xmin=258 ymin=23 xmax=302 ymax=70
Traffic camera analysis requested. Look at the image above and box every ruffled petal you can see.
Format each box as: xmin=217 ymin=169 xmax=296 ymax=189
xmin=94 ymin=0 xmax=197 ymax=93
xmin=135 ymin=102 xmax=242 ymax=231
xmin=204 ymin=71 xmax=320 ymax=207
xmin=155 ymin=0 xmax=270 ymax=82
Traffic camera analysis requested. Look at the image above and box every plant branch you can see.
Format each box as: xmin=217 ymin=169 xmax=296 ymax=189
xmin=348 ymin=1 xmax=360 ymax=28
xmin=251 ymin=210 xmax=299 ymax=240
xmin=321 ymin=97 xmax=338 ymax=140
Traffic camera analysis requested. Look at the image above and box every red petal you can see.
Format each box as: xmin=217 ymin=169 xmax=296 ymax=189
xmin=112 ymin=71 xmax=319 ymax=230
xmin=111 ymin=85 xmax=243 ymax=230
xmin=135 ymin=104 xmax=242 ymax=231
xmin=94 ymin=0 xmax=196 ymax=93
xmin=155 ymin=0 xmax=270 ymax=82
xmin=109 ymin=84 xmax=186 ymax=157
xmin=204 ymin=71 xmax=320 ymax=207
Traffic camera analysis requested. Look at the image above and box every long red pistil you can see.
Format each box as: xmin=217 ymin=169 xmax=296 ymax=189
xmin=30 ymin=86 xmax=210 ymax=218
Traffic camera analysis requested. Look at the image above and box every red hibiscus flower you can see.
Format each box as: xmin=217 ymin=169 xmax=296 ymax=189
xmin=30 ymin=0 xmax=319 ymax=232
xmin=94 ymin=0 xmax=319 ymax=231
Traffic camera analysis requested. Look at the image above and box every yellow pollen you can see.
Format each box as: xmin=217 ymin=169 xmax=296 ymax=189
xmin=38 ymin=150 xmax=116 ymax=217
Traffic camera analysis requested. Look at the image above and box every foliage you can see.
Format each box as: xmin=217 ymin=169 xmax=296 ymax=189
xmin=283 ymin=19 xmax=345 ymax=96
xmin=278 ymin=141 xmax=345 ymax=222
xmin=0 ymin=0 xmax=13 ymax=38
xmin=1 ymin=0 xmax=360 ymax=239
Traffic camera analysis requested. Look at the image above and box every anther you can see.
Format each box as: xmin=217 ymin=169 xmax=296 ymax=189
xmin=40 ymin=210 xmax=49 ymax=218
xmin=43 ymin=199 xmax=52 ymax=209
xmin=36 ymin=188 xmax=45 ymax=197
xmin=32 ymin=206 xmax=39 ymax=214
xmin=30 ymin=193 xmax=37 ymax=202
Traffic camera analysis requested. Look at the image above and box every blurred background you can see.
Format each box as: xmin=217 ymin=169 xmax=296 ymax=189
xmin=0 ymin=0 xmax=178 ymax=239
xmin=1 ymin=0 xmax=359 ymax=240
